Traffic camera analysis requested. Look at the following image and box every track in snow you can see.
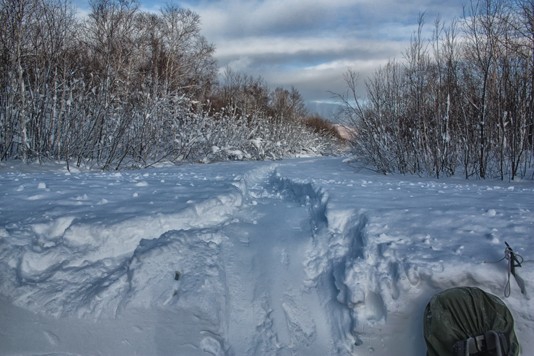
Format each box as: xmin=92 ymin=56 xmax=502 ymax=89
xmin=0 ymin=162 xmax=367 ymax=355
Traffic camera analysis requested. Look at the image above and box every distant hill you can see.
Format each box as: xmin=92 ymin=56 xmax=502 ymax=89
xmin=306 ymin=101 xmax=343 ymax=123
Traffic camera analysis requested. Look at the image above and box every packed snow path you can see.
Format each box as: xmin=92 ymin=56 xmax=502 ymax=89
xmin=1 ymin=157 xmax=533 ymax=355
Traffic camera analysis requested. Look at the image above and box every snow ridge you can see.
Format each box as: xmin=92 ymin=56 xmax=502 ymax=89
xmin=266 ymin=169 xmax=437 ymax=354
xmin=2 ymin=183 xmax=245 ymax=318
xmin=268 ymin=170 xmax=372 ymax=353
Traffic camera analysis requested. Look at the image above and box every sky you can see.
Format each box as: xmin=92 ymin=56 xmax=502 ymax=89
xmin=74 ymin=0 xmax=468 ymax=116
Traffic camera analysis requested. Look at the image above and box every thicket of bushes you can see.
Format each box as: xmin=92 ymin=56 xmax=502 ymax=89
xmin=340 ymin=0 xmax=534 ymax=180
xmin=0 ymin=0 xmax=338 ymax=169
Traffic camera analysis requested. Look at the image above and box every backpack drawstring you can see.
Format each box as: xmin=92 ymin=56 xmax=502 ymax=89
xmin=503 ymin=242 xmax=526 ymax=297
xmin=484 ymin=242 xmax=528 ymax=297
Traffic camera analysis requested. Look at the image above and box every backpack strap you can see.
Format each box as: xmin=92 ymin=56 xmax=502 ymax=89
xmin=453 ymin=331 xmax=507 ymax=356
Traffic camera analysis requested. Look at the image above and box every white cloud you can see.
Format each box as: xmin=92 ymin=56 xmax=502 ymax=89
xmin=213 ymin=35 xmax=405 ymax=62
xmin=303 ymin=58 xmax=390 ymax=73
xmin=225 ymin=56 xmax=254 ymax=73
xmin=214 ymin=36 xmax=351 ymax=58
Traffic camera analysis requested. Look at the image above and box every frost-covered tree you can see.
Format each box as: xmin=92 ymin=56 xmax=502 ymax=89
xmin=342 ymin=0 xmax=534 ymax=179
xmin=0 ymin=0 xmax=337 ymax=168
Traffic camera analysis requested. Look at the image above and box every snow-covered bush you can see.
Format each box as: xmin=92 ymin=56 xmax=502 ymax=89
xmin=0 ymin=0 xmax=339 ymax=169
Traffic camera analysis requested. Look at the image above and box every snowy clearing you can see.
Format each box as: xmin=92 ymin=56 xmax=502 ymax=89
xmin=1 ymin=157 xmax=533 ymax=355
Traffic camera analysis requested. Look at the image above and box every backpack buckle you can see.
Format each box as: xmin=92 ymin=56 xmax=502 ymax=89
xmin=455 ymin=331 xmax=505 ymax=356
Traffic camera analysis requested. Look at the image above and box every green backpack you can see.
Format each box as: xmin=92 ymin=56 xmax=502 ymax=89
xmin=424 ymin=287 xmax=520 ymax=356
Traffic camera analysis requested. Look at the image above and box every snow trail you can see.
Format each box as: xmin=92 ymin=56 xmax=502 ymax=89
xmin=220 ymin=166 xmax=332 ymax=355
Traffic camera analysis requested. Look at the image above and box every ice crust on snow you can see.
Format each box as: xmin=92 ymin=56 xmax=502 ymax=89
xmin=1 ymin=157 xmax=533 ymax=355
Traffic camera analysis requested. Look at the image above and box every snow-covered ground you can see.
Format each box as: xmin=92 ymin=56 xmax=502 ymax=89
xmin=1 ymin=157 xmax=533 ymax=355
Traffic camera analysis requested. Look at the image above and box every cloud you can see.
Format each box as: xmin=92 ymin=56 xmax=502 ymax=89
xmin=188 ymin=0 xmax=463 ymax=39
xmin=210 ymin=32 xmax=407 ymax=102
xmin=150 ymin=0 xmax=466 ymax=113
xmin=188 ymin=0 xmax=356 ymax=37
